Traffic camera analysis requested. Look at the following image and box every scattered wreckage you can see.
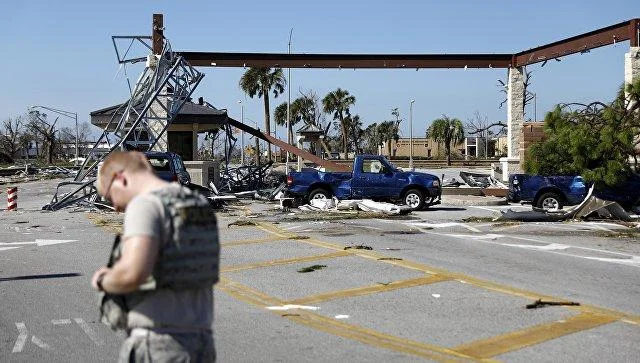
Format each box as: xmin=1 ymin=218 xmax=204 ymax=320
xmin=0 ymin=164 xmax=77 ymax=184
xmin=498 ymin=186 xmax=639 ymax=222
xmin=443 ymin=171 xmax=508 ymax=197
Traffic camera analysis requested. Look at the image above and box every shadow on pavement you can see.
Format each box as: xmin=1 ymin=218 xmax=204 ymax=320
xmin=0 ymin=272 xmax=82 ymax=282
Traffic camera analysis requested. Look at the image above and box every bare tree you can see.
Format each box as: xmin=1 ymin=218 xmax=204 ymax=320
xmin=497 ymin=67 xmax=536 ymax=115
xmin=0 ymin=116 xmax=24 ymax=162
xmin=28 ymin=111 xmax=59 ymax=164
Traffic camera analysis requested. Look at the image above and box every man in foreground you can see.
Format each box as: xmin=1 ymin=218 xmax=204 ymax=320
xmin=91 ymin=151 xmax=219 ymax=362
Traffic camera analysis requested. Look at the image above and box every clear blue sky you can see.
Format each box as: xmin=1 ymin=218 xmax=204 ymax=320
xmin=1 ymin=1 xmax=638 ymax=139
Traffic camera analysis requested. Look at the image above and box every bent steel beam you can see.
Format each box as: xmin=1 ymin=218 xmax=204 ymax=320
xmin=177 ymin=18 xmax=640 ymax=70
xmin=514 ymin=19 xmax=638 ymax=67
xmin=226 ymin=118 xmax=351 ymax=172
xmin=178 ymin=52 xmax=513 ymax=69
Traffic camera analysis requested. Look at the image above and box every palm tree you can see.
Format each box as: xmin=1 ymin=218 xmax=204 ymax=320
xmin=376 ymin=120 xmax=399 ymax=157
xmin=273 ymin=101 xmax=302 ymax=147
xmin=322 ymin=88 xmax=356 ymax=157
xmin=426 ymin=115 xmax=465 ymax=166
xmin=344 ymin=115 xmax=363 ymax=154
xmin=239 ymin=67 xmax=286 ymax=161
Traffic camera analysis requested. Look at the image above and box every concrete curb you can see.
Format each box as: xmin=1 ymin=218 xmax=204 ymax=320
xmin=441 ymin=195 xmax=508 ymax=206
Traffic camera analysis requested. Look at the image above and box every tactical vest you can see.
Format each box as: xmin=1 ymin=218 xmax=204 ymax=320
xmin=108 ymin=186 xmax=220 ymax=291
xmin=101 ymin=186 xmax=219 ymax=330
xmin=148 ymin=186 xmax=220 ymax=290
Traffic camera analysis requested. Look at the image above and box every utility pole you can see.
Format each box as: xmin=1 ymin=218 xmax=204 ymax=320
xmin=409 ymin=99 xmax=415 ymax=170
xmin=238 ymin=100 xmax=244 ymax=165
xmin=286 ymin=28 xmax=293 ymax=175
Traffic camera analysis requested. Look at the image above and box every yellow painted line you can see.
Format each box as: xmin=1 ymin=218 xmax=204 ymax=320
xmin=290 ymin=274 xmax=451 ymax=305
xmin=452 ymin=312 xmax=617 ymax=359
xmin=256 ymin=221 xmax=640 ymax=327
xmin=218 ymin=277 xmax=489 ymax=363
xmin=221 ymin=235 xmax=287 ymax=247
xmin=221 ymin=251 xmax=350 ymax=273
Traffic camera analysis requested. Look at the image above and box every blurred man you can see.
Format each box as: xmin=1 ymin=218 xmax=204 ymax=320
xmin=91 ymin=151 xmax=219 ymax=362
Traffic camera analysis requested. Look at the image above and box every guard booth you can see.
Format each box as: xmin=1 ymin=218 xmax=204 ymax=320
xmin=90 ymin=98 xmax=233 ymax=186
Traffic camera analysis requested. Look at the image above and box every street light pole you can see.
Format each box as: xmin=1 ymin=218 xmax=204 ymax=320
xmin=286 ymin=27 xmax=293 ymax=175
xmin=409 ymin=99 xmax=415 ymax=171
xmin=533 ymin=92 xmax=537 ymax=121
xmin=238 ymin=100 xmax=245 ymax=166
xmin=29 ymin=105 xmax=79 ymax=164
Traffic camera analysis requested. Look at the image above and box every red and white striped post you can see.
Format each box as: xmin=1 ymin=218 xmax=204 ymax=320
xmin=7 ymin=186 xmax=17 ymax=211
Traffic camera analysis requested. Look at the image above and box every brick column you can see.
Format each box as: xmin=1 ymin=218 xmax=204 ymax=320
xmin=499 ymin=66 xmax=525 ymax=181
xmin=296 ymin=135 xmax=305 ymax=171
xmin=625 ymin=47 xmax=640 ymax=108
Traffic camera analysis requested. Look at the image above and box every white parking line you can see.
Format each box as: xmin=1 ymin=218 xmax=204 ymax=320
xmin=74 ymin=318 xmax=104 ymax=345
xmin=409 ymin=222 xmax=481 ymax=233
xmin=434 ymin=232 xmax=640 ymax=268
xmin=12 ymin=323 xmax=28 ymax=353
xmin=0 ymin=247 xmax=21 ymax=252
xmin=30 ymin=336 xmax=50 ymax=350
xmin=52 ymin=319 xmax=71 ymax=325
xmin=581 ymin=222 xmax=614 ymax=232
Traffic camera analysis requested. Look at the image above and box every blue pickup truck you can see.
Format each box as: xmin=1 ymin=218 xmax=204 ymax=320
xmin=508 ymin=173 xmax=640 ymax=211
xmin=286 ymin=155 xmax=441 ymax=210
xmin=507 ymin=174 xmax=586 ymax=211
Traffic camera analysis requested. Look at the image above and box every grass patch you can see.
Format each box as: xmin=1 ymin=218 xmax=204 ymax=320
xmin=491 ymin=221 xmax=522 ymax=228
xmin=289 ymin=235 xmax=310 ymax=240
xmin=594 ymin=230 xmax=640 ymax=239
xmin=86 ymin=213 xmax=123 ymax=234
xmin=227 ymin=220 xmax=256 ymax=227
xmin=297 ymin=264 xmax=327 ymax=273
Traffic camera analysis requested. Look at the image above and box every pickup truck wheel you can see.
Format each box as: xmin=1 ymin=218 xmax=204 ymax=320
xmin=536 ymin=192 xmax=563 ymax=211
xmin=308 ymin=188 xmax=331 ymax=202
xmin=404 ymin=189 xmax=425 ymax=211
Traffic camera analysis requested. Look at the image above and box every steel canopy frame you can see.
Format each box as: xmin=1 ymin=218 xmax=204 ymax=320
xmin=176 ymin=19 xmax=640 ymax=69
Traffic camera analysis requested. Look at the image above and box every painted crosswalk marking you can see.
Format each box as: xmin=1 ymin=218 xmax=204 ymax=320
xmin=12 ymin=322 xmax=50 ymax=353
xmin=74 ymin=318 xmax=104 ymax=345
xmin=12 ymin=323 xmax=28 ymax=353
xmin=51 ymin=319 xmax=71 ymax=325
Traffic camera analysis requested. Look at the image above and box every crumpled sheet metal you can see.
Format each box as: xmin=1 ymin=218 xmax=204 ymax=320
xmin=498 ymin=186 xmax=633 ymax=222
xmin=298 ymin=198 xmax=409 ymax=215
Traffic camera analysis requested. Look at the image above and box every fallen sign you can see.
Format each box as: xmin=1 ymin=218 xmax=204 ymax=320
xmin=298 ymin=197 xmax=412 ymax=215
xmin=498 ymin=186 xmax=635 ymax=222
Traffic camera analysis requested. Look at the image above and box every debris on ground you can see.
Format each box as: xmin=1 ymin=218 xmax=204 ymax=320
xmin=526 ymin=299 xmax=580 ymax=309
xmin=86 ymin=212 xmax=123 ymax=234
xmin=498 ymin=186 xmax=637 ymax=222
xmin=452 ymin=171 xmax=508 ymax=197
xmin=0 ymin=164 xmax=76 ymax=185
xmin=459 ymin=216 xmax=498 ymax=223
xmin=344 ymin=245 xmax=373 ymax=250
xmin=265 ymin=304 xmax=320 ymax=311
xmin=297 ymin=265 xmax=327 ymax=273
xmin=227 ymin=220 xmax=257 ymax=228
xmin=459 ymin=171 xmax=507 ymax=188
xmin=298 ymin=197 xmax=411 ymax=215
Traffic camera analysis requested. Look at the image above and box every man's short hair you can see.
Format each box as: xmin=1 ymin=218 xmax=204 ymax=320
xmin=97 ymin=151 xmax=152 ymax=196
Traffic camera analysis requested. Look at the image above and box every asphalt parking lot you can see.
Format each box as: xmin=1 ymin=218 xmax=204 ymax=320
xmin=1 ymin=179 xmax=639 ymax=362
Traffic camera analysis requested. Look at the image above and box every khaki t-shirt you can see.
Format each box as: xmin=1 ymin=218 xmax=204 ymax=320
xmin=122 ymin=184 xmax=213 ymax=330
